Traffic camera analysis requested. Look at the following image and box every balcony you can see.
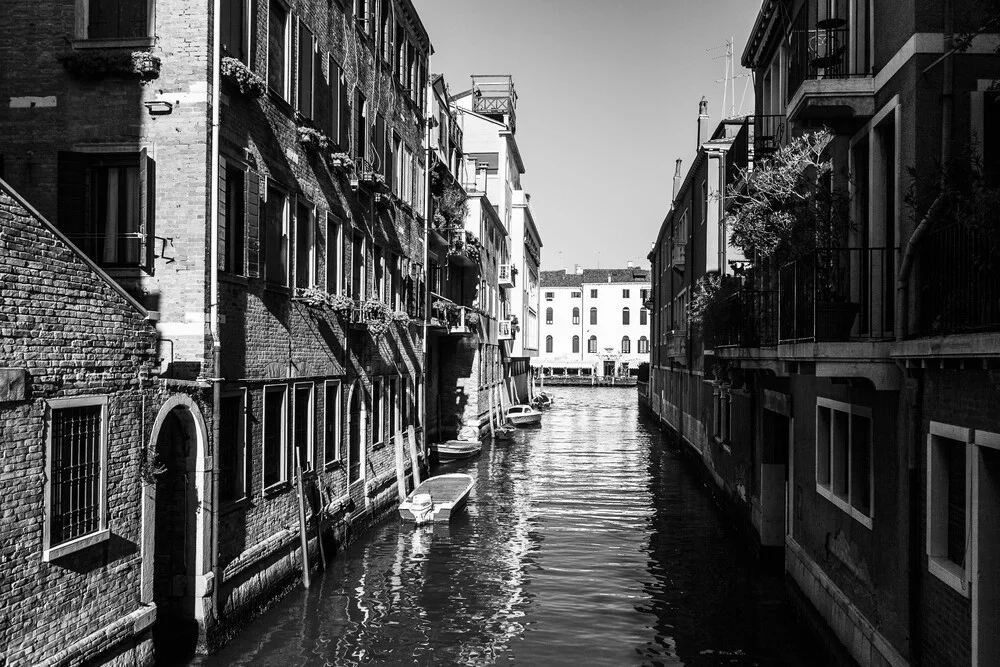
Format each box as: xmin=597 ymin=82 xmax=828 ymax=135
xmin=754 ymin=114 xmax=787 ymax=163
xmin=430 ymin=294 xmax=478 ymax=336
xmin=917 ymin=222 xmax=1000 ymax=336
xmin=714 ymin=290 xmax=779 ymax=348
xmin=498 ymin=263 xmax=515 ymax=288
xmin=665 ymin=331 xmax=687 ymax=359
xmin=786 ymin=0 xmax=874 ymax=122
xmin=671 ymin=241 xmax=686 ymax=272
xmin=498 ymin=318 xmax=514 ymax=340
xmin=354 ymin=157 xmax=387 ymax=191
xmin=471 ymin=74 xmax=517 ymax=133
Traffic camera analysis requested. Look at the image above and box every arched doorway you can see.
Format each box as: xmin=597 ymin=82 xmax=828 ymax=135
xmin=151 ymin=406 xmax=200 ymax=661
xmin=347 ymin=382 xmax=366 ymax=512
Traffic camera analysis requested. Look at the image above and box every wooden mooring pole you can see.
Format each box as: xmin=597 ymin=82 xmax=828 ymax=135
xmin=294 ymin=448 xmax=311 ymax=589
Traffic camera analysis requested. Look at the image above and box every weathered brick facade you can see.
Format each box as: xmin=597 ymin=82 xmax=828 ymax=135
xmin=0 ymin=182 xmax=158 ymax=666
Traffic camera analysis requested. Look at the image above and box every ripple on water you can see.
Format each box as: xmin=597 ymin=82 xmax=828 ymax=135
xmin=193 ymin=388 xmax=828 ymax=667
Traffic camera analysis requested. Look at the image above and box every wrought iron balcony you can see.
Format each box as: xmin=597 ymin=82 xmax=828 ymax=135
xmin=429 ymin=293 xmax=478 ymax=336
xmin=754 ymin=115 xmax=787 ymax=163
xmin=713 ymin=289 xmax=779 ymax=349
xmin=918 ymin=222 xmax=1000 ymax=336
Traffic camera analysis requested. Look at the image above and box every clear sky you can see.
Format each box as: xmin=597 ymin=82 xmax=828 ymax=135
xmin=411 ymin=0 xmax=762 ymax=272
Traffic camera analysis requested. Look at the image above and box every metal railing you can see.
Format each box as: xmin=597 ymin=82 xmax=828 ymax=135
xmin=787 ymin=0 xmax=872 ymax=103
xmin=918 ymin=222 xmax=1000 ymax=336
xmin=754 ymin=114 xmax=787 ymax=163
xmin=714 ymin=289 xmax=779 ymax=348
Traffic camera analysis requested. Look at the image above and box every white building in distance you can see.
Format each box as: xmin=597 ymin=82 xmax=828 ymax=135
xmin=534 ymin=265 xmax=651 ymax=377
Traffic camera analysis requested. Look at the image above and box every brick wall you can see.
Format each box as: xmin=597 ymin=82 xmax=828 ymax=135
xmin=0 ymin=184 xmax=158 ymax=666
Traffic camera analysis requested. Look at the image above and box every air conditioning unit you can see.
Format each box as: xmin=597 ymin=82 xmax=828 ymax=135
xmin=498 ymin=263 xmax=515 ymax=288
xmin=498 ymin=318 xmax=513 ymax=340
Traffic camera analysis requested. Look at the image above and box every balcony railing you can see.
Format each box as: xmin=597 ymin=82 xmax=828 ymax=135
xmin=471 ymin=75 xmax=517 ymax=133
xmin=777 ymin=247 xmax=894 ymax=343
xmin=918 ymin=222 xmax=1000 ymax=336
xmin=754 ymin=114 xmax=787 ymax=163
xmin=429 ymin=293 xmax=478 ymax=335
xmin=726 ymin=118 xmax=751 ymax=186
xmin=498 ymin=263 xmax=516 ymax=288
xmin=787 ymin=0 xmax=872 ymax=103
xmin=671 ymin=241 xmax=686 ymax=271
xmin=714 ymin=290 xmax=779 ymax=348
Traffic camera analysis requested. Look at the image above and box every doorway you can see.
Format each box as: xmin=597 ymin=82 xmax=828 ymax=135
xmin=603 ymin=361 xmax=616 ymax=377
xmin=152 ymin=407 xmax=200 ymax=662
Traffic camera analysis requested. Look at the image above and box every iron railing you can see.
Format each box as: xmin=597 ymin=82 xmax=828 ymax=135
xmin=918 ymin=222 xmax=1000 ymax=336
xmin=714 ymin=289 xmax=779 ymax=348
xmin=777 ymin=247 xmax=894 ymax=342
xmin=787 ymin=0 xmax=872 ymax=103
xmin=726 ymin=119 xmax=751 ymax=186
xmin=754 ymin=114 xmax=787 ymax=163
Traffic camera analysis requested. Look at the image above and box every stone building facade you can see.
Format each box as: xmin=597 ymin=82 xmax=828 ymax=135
xmin=0 ymin=0 xmax=431 ymax=661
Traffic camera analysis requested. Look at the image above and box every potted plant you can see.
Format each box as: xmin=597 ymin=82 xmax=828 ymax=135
xmin=220 ymin=56 xmax=265 ymax=97
xmin=297 ymin=126 xmax=333 ymax=152
xmin=59 ymin=49 xmax=162 ymax=81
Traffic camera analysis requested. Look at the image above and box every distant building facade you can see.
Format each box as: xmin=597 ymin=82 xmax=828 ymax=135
xmin=536 ymin=266 xmax=651 ymax=377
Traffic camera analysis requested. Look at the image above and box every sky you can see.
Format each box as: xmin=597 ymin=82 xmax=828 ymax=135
xmin=411 ymin=0 xmax=763 ymax=272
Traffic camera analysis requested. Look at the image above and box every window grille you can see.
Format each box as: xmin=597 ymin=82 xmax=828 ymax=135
xmin=51 ymin=405 xmax=103 ymax=546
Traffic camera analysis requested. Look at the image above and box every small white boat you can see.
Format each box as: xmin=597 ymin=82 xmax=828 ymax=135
xmin=531 ymin=392 xmax=554 ymax=408
xmin=494 ymin=424 xmax=516 ymax=441
xmin=505 ymin=404 xmax=542 ymax=426
xmin=432 ymin=439 xmax=482 ymax=460
xmin=399 ymin=473 xmax=475 ymax=524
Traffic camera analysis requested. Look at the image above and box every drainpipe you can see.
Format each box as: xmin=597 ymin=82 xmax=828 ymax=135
xmin=421 ymin=51 xmax=432 ymax=466
xmin=896 ymin=0 xmax=954 ymax=339
xmin=207 ymin=0 xmax=223 ymax=629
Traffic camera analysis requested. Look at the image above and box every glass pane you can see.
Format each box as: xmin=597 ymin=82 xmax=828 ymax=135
xmin=850 ymin=414 xmax=871 ymax=515
xmin=816 ymin=406 xmax=831 ymax=486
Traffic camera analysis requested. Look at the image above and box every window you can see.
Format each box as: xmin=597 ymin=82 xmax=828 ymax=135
xmin=264 ymin=183 xmax=289 ymax=286
xmin=400 ymin=377 xmax=409 ymax=428
xmin=295 ymin=200 xmax=316 ymax=289
xmin=590 ymin=307 xmax=598 ymax=325
xmin=623 ymin=289 xmax=630 ymax=298
xmin=326 ymin=214 xmax=342 ymax=293
xmin=222 ymin=161 xmax=246 ymax=274
xmin=86 ymin=0 xmax=150 ymax=39
xmin=374 ymin=246 xmax=385 ymax=302
xmin=621 ymin=336 xmax=630 ymax=354
xmin=353 ymin=88 xmax=367 ymax=159
xmin=263 ymin=385 xmax=288 ymax=490
xmin=638 ymin=336 xmax=649 ymax=353
xmin=572 ymin=336 xmax=580 ymax=353
xmin=545 ymin=307 xmax=553 ymax=325
xmin=57 ymin=151 xmax=155 ymax=269
xmin=640 ymin=288 xmax=650 ymax=301
xmin=388 ymin=376 xmax=400 ymax=437
xmin=622 ymin=307 xmax=630 ymax=325
xmin=372 ymin=378 xmax=383 ymax=444
xmin=330 ymin=55 xmax=348 ymax=148
xmin=350 ymin=233 xmax=365 ymax=299
xmin=927 ymin=422 xmax=973 ymax=595
xmin=267 ymin=0 xmax=290 ymax=100
xmin=545 ymin=335 xmax=553 ymax=353
xmin=44 ymin=397 xmax=108 ymax=561
xmin=587 ymin=335 xmax=597 ymax=353
xmin=293 ymin=383 xmax=314 ymax=472
xmin=571 ymin=291 xmax=581 ymax=298
xmin=219 ymin=390 xmax=247 ymax=503
xmin=590 ymin=289 xmax=598 ymax=298
xmin=297 ymin=20 xmax=315 ymax=118
xmin=714 ymin=386 xmax=731 ymax=442
xmin=324 ymin=380 xmax=341 ymax=467
xmin=572 ymin=307 xmax=580 ymax=325
xmin=640 ymin=308 xmax=648 ymax=326
xmin=221 ymin=0 xmax=248 ymax=61
xmin=544 ymin=291 xmax=554 ymax=301
xmin=815 ymin=398 xmax=873 ymax=527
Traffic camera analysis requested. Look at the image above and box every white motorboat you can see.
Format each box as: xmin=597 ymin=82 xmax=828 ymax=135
xmin=505 ymin=404 xmax=542 ymax=426
xmin=398 ymin=473 xmax=475 ymax=524
xmin=432 ymin=439 xmax=482 ymax=460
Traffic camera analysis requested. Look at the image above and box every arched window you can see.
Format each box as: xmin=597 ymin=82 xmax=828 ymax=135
xmin=572 ymin=335 xmax=580 ymax=353
xmin=590 ymin=307 xmax=598 ymax=325
xmin=545 ymin=307 xmax=553 ymax=325
xmin=640 ymin=308 xmax=648 ymax=326
xmin=587 ymin=335 xmax=597 ymax=353
xmin=572 ymin=307 xmax=580 ymax=325
xmin=638 ymin=336 xmax=649 ymax=353
xmin=622 ymin=307 xmax=630 ymax=325
xmin=545 ymin=335 xmax=553 ymax=353
xmin=621 ymin=336 xmax=631 ymax=354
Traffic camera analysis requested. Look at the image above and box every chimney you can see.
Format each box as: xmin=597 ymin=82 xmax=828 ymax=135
xmin=627 ymin=260 xmax=634 ymax=268
xmin=697 ymin=97 xmax=710 ymax=148
xmin=565 ymin=266 xmax=571 ymax=275
xmin=575 ymin=264 xmax=583 ymax=275
xmin=672 ymin=159 xmax=683 ymax=200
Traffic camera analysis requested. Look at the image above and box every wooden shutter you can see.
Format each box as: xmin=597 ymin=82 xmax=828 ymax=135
xmin=297 ymin=22 xmax=314 ymax=118
xmin=340 ymin=74 xmax=351 ymax=151
xmin=218 ymin=157 xmax=228 ymax=271
xmin=57 ymin=151 xmax=88 ymax=250
xmin=329 ymin=56 xmax=341 ymax=147
xmin=139 ymin=148 xmax=155 ymax=270
xmin=374 ymin=113 xmax=385 ymax=172
xmin=246 ymin=169 xmax=261 ymax=278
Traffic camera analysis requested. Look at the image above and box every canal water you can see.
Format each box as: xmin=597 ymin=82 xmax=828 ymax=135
xmin=195 ymin=387 xmax=827 ymax=666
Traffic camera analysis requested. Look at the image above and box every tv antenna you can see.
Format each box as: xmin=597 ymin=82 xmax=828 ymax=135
xmin=710 ymin=38 xmax=752 ymax=119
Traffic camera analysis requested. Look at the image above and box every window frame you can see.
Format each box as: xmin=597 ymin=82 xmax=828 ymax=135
xmin=293 ymin=382 xmax=315 ymax=472
xmin=545 ymin=307 xmax=553 ymax=325
xmin=221 ymin=0 xmax=250 ymax=63
xmin=926 ymin=421 xmax=974 ymax=596
xmin=587 ymin=335 xmax=597 ymax=354
xmin=43 ymin=395 xmax=110 ymax=562
xmin=294 ymin=198 xmax=317 ymax=289
xmin=590 ymin=289 xmax=598 ymax=298
xmin=589 ymin=307 xmax=598 ymax=325
xmin=545 ymin=335 xmax=553 ymax=353
xmin=219 ymin=388 xmax=248 ymax=505
xmin=263 ymin=180 xmax=290 ymax=287
xmin=296 ymin=18 xmax=316 ymax=119
xmin=621 ymin=336 xmax=630 ymax=354
xmin=326 ymin=213 xmax=343 ymax=294
xmin=266 ymin=0 xmax=292 ymax=101
xmin=372 ymin=377 xmax=384 ymax=445
xmin=815 ymin=397 xmax=874 ymax=529
xmin=622 ymin=307 xmax=630 ymax=326
xmin=572 ymin=335 xmax=580 ymax=353
xmin=324 ymin=379 xmax=342 ymax=468
xmin=263 ymin=384 xmax=289 ymax=492
xmin=76 ymin=0 xmax=155 ymax=44
xmin=572 ymin=307 xmax=580 ymax=325
xmin=221 ymin=157 xmax=248 ymax=276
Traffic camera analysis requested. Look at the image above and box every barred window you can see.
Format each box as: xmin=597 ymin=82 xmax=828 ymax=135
xmin=45 ymin=397 xmax=109 ymax=560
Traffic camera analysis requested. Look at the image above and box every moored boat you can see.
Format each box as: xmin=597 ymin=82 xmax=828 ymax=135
xmin=494 ymin=424 xmax=516 ymax=441
xmin=432 ymin=439 xmax=483 ymax=460
xmin=505 ymin=404 xmax=542 ymax=426
xmin=398 ymin=473 xmax=475 ymax=524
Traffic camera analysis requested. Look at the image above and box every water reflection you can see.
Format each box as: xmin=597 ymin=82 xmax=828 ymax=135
xmin=196 ymin=388 xmax=824 ymax=666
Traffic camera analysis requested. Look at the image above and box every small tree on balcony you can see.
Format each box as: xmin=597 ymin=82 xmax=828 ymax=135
xmin=687 ymin=273 xmax=741 ymax=349
xmin=432 ymin=176 xmax=468 ymax=232
xmin=727 ymin=129 xmax=851 ymax=266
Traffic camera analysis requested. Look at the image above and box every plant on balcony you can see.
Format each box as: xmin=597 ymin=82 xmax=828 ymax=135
xmin=220 ymin=56 xmax=265 ymax=97
xmin=510 ymin=314 xmax=520 ymax=335
xmin=328 ymin=152 xmax=354 ymax=170
xmin=359 ymin=299 xmax=394 ymax=337
xmin=687 ymin=274 xmax=741 ymax=349
xmin=432 ymin=299 xmax=461 ymax=327
xmin=59 ymin=49 xmax=162 ymax=81
xmin=432 ymin=178 xmax=468 ymax=231
xmin=464 ymin=231 xmax=482 ymax=263
xmin=726 ymin=129 xmax=851 ymax=264
xmin=294 ymin=288 xmax=356 ymax=317
xmin=298 ymin=126 xmax=334 ymax=152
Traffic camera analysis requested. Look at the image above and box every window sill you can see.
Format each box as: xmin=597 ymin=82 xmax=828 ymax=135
xmin=267 ymin=89 xmax=294 ymax=115
xmin=73 ymin=38 xmax=155 ymax=50
xmin=816 ymin=483 xmax=873 ymax=529
xmin=221 ymin=496 xmax=251 ymax=514
xmin=264 ymin=283 xmax=291 ymax=296
xmin=928 ymin=557 xmax=969 ymax=597
xmin=372 ymin=441 xmax=386 ymax=452
xmin=44 ymin=528 xmax=110 ymax=562
xmin=263 ymin=482 xmax=291 ymax=497
xmin=325 ymin=460 xmax=343 ymax=471
xmin=220 ymin=272 xmax=250 ymax=287
xmin=102 ymin=266 xmax=151 ymax=278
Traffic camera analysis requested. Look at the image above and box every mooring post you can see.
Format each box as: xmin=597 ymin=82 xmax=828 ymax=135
xmin=294 ymin=449 xmax=311 ymax=589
